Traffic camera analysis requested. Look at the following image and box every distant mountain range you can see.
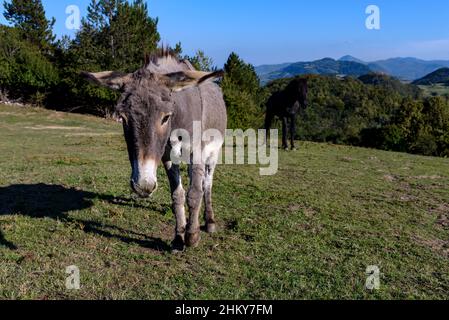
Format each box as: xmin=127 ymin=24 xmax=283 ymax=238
xmin=256 ymin=55 xmax=449 ymax=84
xmin=256 ymin=58 xmax=372 ymax=84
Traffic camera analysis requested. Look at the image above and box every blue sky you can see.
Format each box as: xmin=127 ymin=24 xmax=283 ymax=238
xmin=1 ymin=0 xmax=449 ymax=66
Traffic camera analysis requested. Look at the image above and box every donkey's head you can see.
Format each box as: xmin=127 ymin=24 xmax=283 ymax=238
xmin=82 ymin=66 xmax=222 ymax=198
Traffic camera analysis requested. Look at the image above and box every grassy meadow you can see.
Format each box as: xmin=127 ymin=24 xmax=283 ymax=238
xmin=419 ymin=84 xmax=449 ymax=97
xmin=0 ymin=104 xmax=448 ymax=299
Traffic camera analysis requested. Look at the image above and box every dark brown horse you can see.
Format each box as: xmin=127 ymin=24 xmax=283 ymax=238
xmin=265 ymin=78 xmax=308 ymax=150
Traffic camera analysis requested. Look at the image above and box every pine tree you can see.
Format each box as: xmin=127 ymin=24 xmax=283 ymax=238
xmin=75 ymin=0 xmax=160 ymax=72
xmin=224 ymin=52 xmax=260 ymax=95
xmin=188 ymin=50 xmax=214 ymax=72
xmin=221 ymin=52 xmax=263 ymax=129
xmin=3 ymin=0 xmax=55 ymax=51
xmin=172 ymin=42 xmax=183 ymax=59
xmin=58 ymin=0 xmax=161 ymax=115
xmin=111 ymin=0 xmax=160 ymax=70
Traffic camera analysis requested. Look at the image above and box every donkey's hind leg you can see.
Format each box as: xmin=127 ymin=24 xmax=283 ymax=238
xmin=203 ymin=162 xmax=217 ymax=233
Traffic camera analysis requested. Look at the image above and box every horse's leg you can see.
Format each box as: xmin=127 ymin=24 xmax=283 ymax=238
xmin=282 ymin=117 xmax=289 ymax=150
xmin=203 ymin=161 xmax=217 ymax=234
xmin=164 ymin=161 xmax=187 ymax=252
xmin=186 ymin=163 xmax=205 ymax=247
xmin=290 ymin=115 xmax=297 ymax=150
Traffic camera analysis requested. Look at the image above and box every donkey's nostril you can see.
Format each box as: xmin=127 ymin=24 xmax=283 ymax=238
xmin=147 ymin=181 xmax=158 ymax=194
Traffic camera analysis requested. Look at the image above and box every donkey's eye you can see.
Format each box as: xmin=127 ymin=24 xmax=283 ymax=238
xmin=161 ymin=114 xmax=171 ymax=125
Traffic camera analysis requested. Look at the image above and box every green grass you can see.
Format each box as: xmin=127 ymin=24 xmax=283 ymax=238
xmin=419 ymin=84 xmax=449 ymax=97
xmin=0 ymin=104 xmax=448 ymax=300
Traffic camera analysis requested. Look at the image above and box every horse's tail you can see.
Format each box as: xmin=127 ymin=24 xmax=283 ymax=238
xmin=263 ymin=98 xmax=275 ymax=145
xmin=264 ymin=96 xmax=274 ymax=129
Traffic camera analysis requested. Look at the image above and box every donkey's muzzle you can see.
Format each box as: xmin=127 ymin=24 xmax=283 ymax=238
xmin=130 ymin=179 xmax=158 ymax=198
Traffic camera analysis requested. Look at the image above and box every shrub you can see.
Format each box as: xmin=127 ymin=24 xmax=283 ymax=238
xmin=223 ymin=79 xmax=264 ymax=130
xmin=0 ymin=26 xmax=58 ymax=102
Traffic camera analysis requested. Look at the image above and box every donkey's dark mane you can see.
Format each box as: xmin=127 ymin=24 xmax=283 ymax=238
xmin=143 ymin=46 xmax=194 ymax=74
xmin=144 ymin=47 xmax=180 ymax=67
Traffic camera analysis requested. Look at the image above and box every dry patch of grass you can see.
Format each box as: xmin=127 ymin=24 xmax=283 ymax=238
xmin=24 ymin=125 xmax=86 ymax=131
xmin=413 ymin=235 xmax=449 ymax=258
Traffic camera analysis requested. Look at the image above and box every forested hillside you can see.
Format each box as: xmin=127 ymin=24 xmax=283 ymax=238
xmin=413 ymin=68 xmax=449 ymax=85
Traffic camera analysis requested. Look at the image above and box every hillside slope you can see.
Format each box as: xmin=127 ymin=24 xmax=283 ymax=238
xmin=0 ymin=104 xmax=448 ymax=299
xmin=358 ymin=73 xmax=422 ymax=98
xmin=413 ymin=68 xmax=449 ymax=85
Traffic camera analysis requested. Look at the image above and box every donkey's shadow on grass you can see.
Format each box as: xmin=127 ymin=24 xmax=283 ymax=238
xmin=0 ymin=184 xmax=171 ymax=252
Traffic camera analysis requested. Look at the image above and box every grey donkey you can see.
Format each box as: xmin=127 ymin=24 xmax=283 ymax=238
xmin=82 ymin=50 xmax=227 ymax=252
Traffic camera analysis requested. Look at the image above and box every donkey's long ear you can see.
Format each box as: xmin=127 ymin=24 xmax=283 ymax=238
xmin=162 ymin=70 xmax=224 ymax=92
xmin=80 ymin=71 xmax=132 ymax=91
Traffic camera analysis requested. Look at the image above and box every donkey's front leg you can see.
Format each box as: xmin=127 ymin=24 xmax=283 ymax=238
xmin=164 ymin=161 xmax=187 ymax=252
xmin=186 ymin=164 xmax=205 ymax=247
xmin=203 ymin=163 xmax=217 ymax=233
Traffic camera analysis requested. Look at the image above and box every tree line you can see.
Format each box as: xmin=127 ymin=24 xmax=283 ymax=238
xmin=0 ymin=0 xmax=448 ymax=157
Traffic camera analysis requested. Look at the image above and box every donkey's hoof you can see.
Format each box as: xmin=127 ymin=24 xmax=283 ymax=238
xmin=186 ymin=232 xmax=201 ymax=248
xmin=206 ymin=223 xmax=217 ymax=234
xmin=171 ymin=236 xmax=185 ymax=254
